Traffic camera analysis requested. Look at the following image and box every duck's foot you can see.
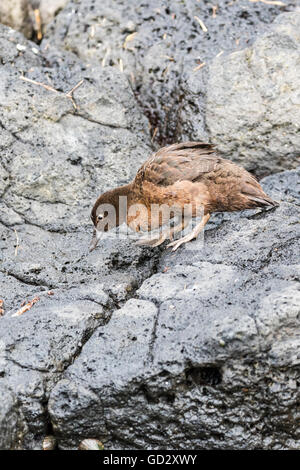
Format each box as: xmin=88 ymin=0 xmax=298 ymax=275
xmin=167 ymin=214 xmax=210 ymax=252
xmin=135 ymin=218 xmax=191 ymax=248
xmin=135 ymin=230 xmax=169 ymax=247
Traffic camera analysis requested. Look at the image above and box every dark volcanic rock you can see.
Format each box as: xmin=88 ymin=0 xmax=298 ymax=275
xmin=45 ymin=0 xmax=299 ymax=175
xmin=0 ymin=292 xmax=110 ymax=448
xmin=0 ymin=23 xmax=153 ymax=311
xmin=48 ymin=168 xmax=300 ymax=450
xmin=0 ymin=383 xmax=19 ymax=449
xmin=0 ymin=23 xmax=156 ymax=449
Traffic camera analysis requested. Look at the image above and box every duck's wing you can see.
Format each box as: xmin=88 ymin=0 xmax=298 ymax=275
xmin=133 ymin=142 xmax=221 ymax=191
xmin=133 ymin=142 xmax=278 ymax=210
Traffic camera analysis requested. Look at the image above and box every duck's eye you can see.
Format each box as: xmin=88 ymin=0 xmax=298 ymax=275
xmin=97 ymin=214 xmax=104 ymax=222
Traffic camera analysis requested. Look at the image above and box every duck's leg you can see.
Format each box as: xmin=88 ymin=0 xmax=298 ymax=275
xmin=135 ymin=227 xmax=170 ymax=247
xmin=149 ymin=218 xmax=190 ymax=247
xmin=167 ymin=213 xmax=211 ymax=252
xmin=136 ymin=219 xmax=189 ymax=247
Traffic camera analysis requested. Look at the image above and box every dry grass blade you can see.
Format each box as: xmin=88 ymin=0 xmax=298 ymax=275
xmin=161 ymin=55 xmax=175 ymax=61
xmin=194 ymin=16 xmax=208 ymax=32
xmin=151 ymin=127 xmax=158 ymax=142
xmin=211 ymin=5 xmax=218 ymax=18
xmin=248 ymin=0 xmax=286 ymax=5
xmin=11 ymin=296 xmax=40 ymax=318
xmin=66 ymin=80 xmax=84 ymax=98
xmin=14 ymin=228 xmax=20 ymax=257
xmin=0 ymin=299 xmax=3 ymax=316
xmin=163 ymin=65 xmax=170 ymax=78
xmin=102 ymin=48 xmax=110 ymax=67
xmin=193 ymin=62 xmax=206 ymax=72
xmin=123 ymin=32 xmax=137 ymax=49
xmin=34 ymin=9 xmax=43 ymax=41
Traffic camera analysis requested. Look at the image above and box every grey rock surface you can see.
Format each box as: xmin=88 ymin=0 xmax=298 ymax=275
xmin=0 ymin=0 xmax=69 ymax=39
xmin=0 ymin=0 xmax=33 ymax=39
xmin=39 ymin=0 xmax=69 ymax=28
xmin=45 ymin=0 xmax=299 ymax=175
xmin=206 ymin=11 xmax=300 ymax=176
xmin=48 ymin=168 xmax=300 ymax=450
xmin=0 ymin=23 xmax=153 ymax=309
xmin=0 ymin=292 xmax=110 ymax=448
xmin=0 ymin=23 xmax=156 ymax=449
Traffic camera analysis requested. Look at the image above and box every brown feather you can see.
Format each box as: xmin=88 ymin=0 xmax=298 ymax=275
xmin=132 ymin=142 xmax=278 ymax=213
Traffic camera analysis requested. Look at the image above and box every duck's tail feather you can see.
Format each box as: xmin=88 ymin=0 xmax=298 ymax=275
xmin=246 ymin=194 xmax=279 ymax=208
xmin=241 ymin=180 xmax=279 ymax=208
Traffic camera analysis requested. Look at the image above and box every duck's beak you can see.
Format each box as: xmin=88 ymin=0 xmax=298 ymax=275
xmin=89 ymin=228 xmax=100 ymax=252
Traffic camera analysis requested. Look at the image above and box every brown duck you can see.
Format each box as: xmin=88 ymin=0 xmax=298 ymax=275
xmin=90 ymin=142 xmax=278 ymax=252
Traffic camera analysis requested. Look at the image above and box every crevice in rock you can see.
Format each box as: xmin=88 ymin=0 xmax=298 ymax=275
xmin=140 ymin=384 xmax=175 ymax=405
xmin=0 ymin=218 xmax=15 ymax=232
xmin=0 ymin=118 xmax=28 ymax=145
xmin=0 ymin=269 xmax=53 ymax=290
xmin=185 ymin=365 xmax=222 ymax=387
xmin=71 ymin=111 xmax=128 ymax=130
xmin=2 ymin=201 xmax=76 ymax=234
xmin=147 ymin=299 xmax=161 ymax=364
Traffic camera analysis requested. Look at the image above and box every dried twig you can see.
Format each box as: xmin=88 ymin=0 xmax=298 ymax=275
xmin=66 ymin=79 xmax=84 ymax=109
xmin=194 ymin=16 xmax=208 ymax=32
xmin=20 ymin=76 xmax=84 ymax=110
xmin=66 ymin=80 xmax=84 ymax=98
xmin=0 ymin=299 xmax=4 ymax=316
xmin=20 ymin=76 xmax=59 ymax=93
xmin=11 ymin=296 xmax=40 ymax=318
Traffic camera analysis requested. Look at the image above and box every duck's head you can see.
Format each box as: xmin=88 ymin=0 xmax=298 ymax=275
xmin=89 ymin=185 xmax=132 ymax=251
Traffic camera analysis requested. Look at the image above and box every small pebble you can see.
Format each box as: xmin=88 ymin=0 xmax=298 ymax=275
xmin=42 ymin=435 xmax=57 ymax=451
xmin=16 ymin=44 xmax=26 ymax=52
xmin=78 ymin=439 xmax=104 ymax=450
